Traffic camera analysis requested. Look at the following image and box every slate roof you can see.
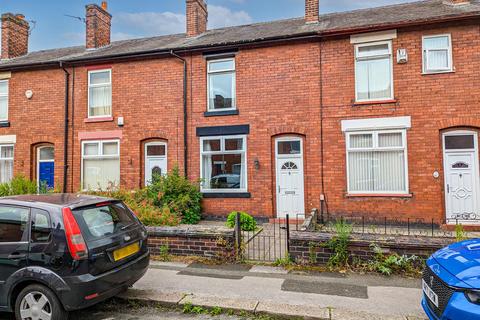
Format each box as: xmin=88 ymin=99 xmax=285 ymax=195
xmin=1 ymin=0 xmax=480 ymax=70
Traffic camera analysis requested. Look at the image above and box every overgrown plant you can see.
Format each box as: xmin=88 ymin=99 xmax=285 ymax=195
xmin=323 ymin=219 xmax=352 ymax=269
xmin=366 ymin=244 xmax=420 ymax=276
xmin=455 ymin=224 xmax=468 ymax=242
xmin=147 ymin=166 xmax=202 ymax=224
xmin=0 ymin=175 xmax=41 ymax=196
xmin=226 ymin=211 xmax=256 ymax=231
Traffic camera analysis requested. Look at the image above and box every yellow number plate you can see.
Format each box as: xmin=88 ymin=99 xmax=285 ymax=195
xmin=113 ymin=242 xmax=140 ymax=261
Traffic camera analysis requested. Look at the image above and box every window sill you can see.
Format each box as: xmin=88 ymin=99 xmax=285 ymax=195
xmin=202 ymin=192 xmax=251 ymax=198
xmin=84 ymin=116 xmax=114 ymax=123
xmin=0 ymin=121 xmax=10 ymax=127
xmin=204 ymin=110 xmax=239 ymax=117
xmin=422 ymin=70 xmax=455 ymax=76
xmin=346 ymin=193 xmax=413 ymax=198
xmin=352 ymin=99 xmax=397 ymax=107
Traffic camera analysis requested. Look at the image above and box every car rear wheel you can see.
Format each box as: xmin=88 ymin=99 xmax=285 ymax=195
xmin=15 ymin=284 xmax=68 ymax=320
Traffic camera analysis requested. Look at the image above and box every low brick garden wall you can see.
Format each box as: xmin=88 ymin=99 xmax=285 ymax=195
xmin=147 ymin=225 xmax=235 ymax=260
xmin=290 ymin=231 xmax=454 ymax=265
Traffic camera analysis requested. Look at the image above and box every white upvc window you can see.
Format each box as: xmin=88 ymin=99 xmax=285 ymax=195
xmin=88 ymin=69 xmax=112 ymax=118
xmin=422 ymin=34 xmax=453 ymax=74
xmin=0 ymin=80 xmax=8 ymax=121
xmin=200 ymin=135 xmax=247 ymax=192
xmin=207 ymin=58 xmax=236 ymax=111
xmin=346 ymin=130 xmax=408 ymax=194
xmin=81 ymin=140 xmax=120 ymax=190
xmin=0 ymin=144 xmax=13 ymax=183
xmin=354 ymin=41 xmax=394 ymax=102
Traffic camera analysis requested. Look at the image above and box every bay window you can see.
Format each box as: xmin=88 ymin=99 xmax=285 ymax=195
xmin=207 ymin=58 xmax=236 ymax=111
xmin=346 ymin=130 xmax=408 ymax=194
xmin=355 ymin=41 xmax=393 ymax=102
xmin=88 ymin=69 xmax=112 ymax=118
xmin=200 ymin=135 xmax=246 ymax=192
xmin=82 ymin=140 xmax=119 ymax=190
xmin=0 ymin=80 xmax=8 ymax=121
xmin=0 ymin=144 xmax=13 ymax=183
xmin=422 ymin=34 xmax=452 ymax=73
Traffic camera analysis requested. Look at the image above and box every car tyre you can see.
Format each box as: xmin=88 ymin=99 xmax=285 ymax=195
xmin=15 ymin=284 xmax=68 ymax=320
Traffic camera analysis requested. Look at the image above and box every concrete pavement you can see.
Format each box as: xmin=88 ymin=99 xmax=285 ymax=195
xmin=120 ymin=261 xmax=428 ymax=320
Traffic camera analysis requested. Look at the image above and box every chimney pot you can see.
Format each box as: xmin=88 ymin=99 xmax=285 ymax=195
xmin=85 ymin=3 xmax=112 ymax=49
xmin=186 ymin=0 xmax=208 ymax=37
xmin=1 ymin=13 xmax=30 ymax=59
xmin=305 ymin=0 xmax=319 ymax=24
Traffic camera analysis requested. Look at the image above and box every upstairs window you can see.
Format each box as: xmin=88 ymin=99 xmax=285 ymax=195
xmin=207 ymin=58 xmax=236 ymax=111
xmin=0 ymin=80 xmax=8 ymax=121
xmin=423 ymin=35 xmax=452 ymax=74
xmin=82 ymin=140 xmax=119 ymax=190
xmin=88 ymin=69 xmax=112 ymax=118
xmin=355 ymin=41 xmax=393 ymax=102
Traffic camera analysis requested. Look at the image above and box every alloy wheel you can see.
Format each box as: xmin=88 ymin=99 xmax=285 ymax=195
xmin=19 ymin=291 xmax=52 ymax=320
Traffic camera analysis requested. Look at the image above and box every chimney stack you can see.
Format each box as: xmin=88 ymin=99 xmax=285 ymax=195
xmin=1 ymin=13 xmax=30 ymax=59
xmin=186 ymin=0 xmax=208 ymax=37
xmin=86 ymin=2 xmax=112 ymax=49
xmin=305 ymin=0 xmax=319 ymax=24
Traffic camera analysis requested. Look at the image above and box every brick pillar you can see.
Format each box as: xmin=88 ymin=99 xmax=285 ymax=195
xmin=305 ymin=0 xmax=319 ymax=24
xmin=1 ymin=13 xmax=30 ymax=60
xmin=186 ymin=0 xmax=208 ymax=37
xmin=86 ymin=1 xmax=112 ymax=49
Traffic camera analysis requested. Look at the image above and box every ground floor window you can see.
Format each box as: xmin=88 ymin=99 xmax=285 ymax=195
xmin=0 ymin=144 xmax=13 ymax=183
xmin=346 ymin=130 xmax=408 ymax=194
xmin=200 ymin=135 xmax=247 ymax=192
xmin=82 ymin=140 xmax=120 ymax=190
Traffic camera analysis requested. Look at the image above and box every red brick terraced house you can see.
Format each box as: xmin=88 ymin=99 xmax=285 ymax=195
xmin=1 ymin=0 xmax=480 ymax=226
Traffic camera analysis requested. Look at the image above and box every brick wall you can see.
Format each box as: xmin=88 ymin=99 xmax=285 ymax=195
xmin=147 ymin=225 xmax=235 ymax=259
xmin=2 ymin=20 xmax=480 ymax=223
xmin=289 ymin=231 xmax=453 ymax=265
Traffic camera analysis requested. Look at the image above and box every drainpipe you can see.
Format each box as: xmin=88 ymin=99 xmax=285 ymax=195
xmin=60 ymin=62 xmax=70 ymax=193
xmin=169 ymin=50 xmax=188 ymax=177
xmin=318 ymin=39 xmax=327 ymax=224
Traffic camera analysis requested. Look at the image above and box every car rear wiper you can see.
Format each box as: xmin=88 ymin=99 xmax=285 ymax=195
xmin=120 ymin=222 xmax=135 ymax=231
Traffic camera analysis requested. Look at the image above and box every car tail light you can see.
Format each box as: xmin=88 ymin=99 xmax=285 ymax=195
xmin=62 ymin=207 xmax=88 ymax=260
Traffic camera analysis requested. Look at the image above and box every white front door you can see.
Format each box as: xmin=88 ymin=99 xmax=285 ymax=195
xmin=275 ymin=138 xmax=305 ymax=218
xmin=145 ymin=142 xmax=167 ymax=185
xmin=443 ymin=132 xmax=480 ymax=223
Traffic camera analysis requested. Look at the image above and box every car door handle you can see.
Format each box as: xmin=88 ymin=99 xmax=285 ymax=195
xmin=8 ymin=253 xmax=26 ymax=260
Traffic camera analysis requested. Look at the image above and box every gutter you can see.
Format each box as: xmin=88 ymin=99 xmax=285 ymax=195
xmin=59 ymin=62 xmax=70 ymax=193
xmin=169 ymin=50 xmax=188 ymax=178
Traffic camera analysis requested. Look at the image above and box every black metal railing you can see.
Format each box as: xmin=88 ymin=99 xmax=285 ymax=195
xmin=319 ymin=215 xmax=469 ymax=238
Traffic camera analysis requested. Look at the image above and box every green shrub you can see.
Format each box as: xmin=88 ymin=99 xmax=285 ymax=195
xmin=226 ymin=211 xmax=256 ymax=231
xmin=367 ymin=244 xmax=419 ymax=276
xmin=323 ymin=219 xmax=352 ymax=269
xmin=147 ymin=166 xmax=202 ymax=224
xmin=86 ymin=189 xmax=180 ymax=227
xmin=455 ymin=224 xmax=468 ymax=242
xmin=0 ymin=175 xmax=39 ymax=196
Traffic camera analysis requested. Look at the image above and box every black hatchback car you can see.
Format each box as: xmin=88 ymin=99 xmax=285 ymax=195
xmin=0 ymin=194 xmax=149 ymax=320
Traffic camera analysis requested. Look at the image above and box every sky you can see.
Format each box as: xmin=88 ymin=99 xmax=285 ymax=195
xmin=1 ymin=0 xmax=418 ymax=52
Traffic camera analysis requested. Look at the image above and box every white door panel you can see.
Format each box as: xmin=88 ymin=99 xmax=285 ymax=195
xmin=145 ymin=157 xmax=167 ymax=186
xmin=275 ymin=139 xmax=305 ymax=218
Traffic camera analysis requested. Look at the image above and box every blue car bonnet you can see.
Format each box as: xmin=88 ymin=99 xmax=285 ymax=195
xmin=432 ymin=239 xmax=480 ymax=289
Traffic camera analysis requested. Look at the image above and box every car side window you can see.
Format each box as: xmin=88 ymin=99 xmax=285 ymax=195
xmin=31 ymin=208 xmax=51 ymax=243
xmin=0 ymin=205 xmax=29 ymax=243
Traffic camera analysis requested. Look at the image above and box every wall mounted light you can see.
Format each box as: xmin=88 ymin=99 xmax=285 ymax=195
xmin=254 ymin=159 xmax=260 ymax=170
xmin=25 ymin=90 xmax=33 ymax=99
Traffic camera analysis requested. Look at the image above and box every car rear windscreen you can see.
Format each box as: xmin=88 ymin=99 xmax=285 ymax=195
xmin=73 ymin=202 xmax=137 ymax=241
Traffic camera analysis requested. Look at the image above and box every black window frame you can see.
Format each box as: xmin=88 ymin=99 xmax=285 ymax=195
xmin=30 ymin=208 xmax=53 ymax=244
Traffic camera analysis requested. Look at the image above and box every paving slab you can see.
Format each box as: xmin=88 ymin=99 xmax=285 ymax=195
xmin=179 ymin=294 xmax=258 ymax=312
xmin=249 ymin=265 xmax=289 ymax=274
xmin=255 ymin=301 xmax=330 ymax=319
xmin=118 ymin=289 xmax=185 ymax=306
xmin=150 ymin=261 xmax=189 ymax=268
